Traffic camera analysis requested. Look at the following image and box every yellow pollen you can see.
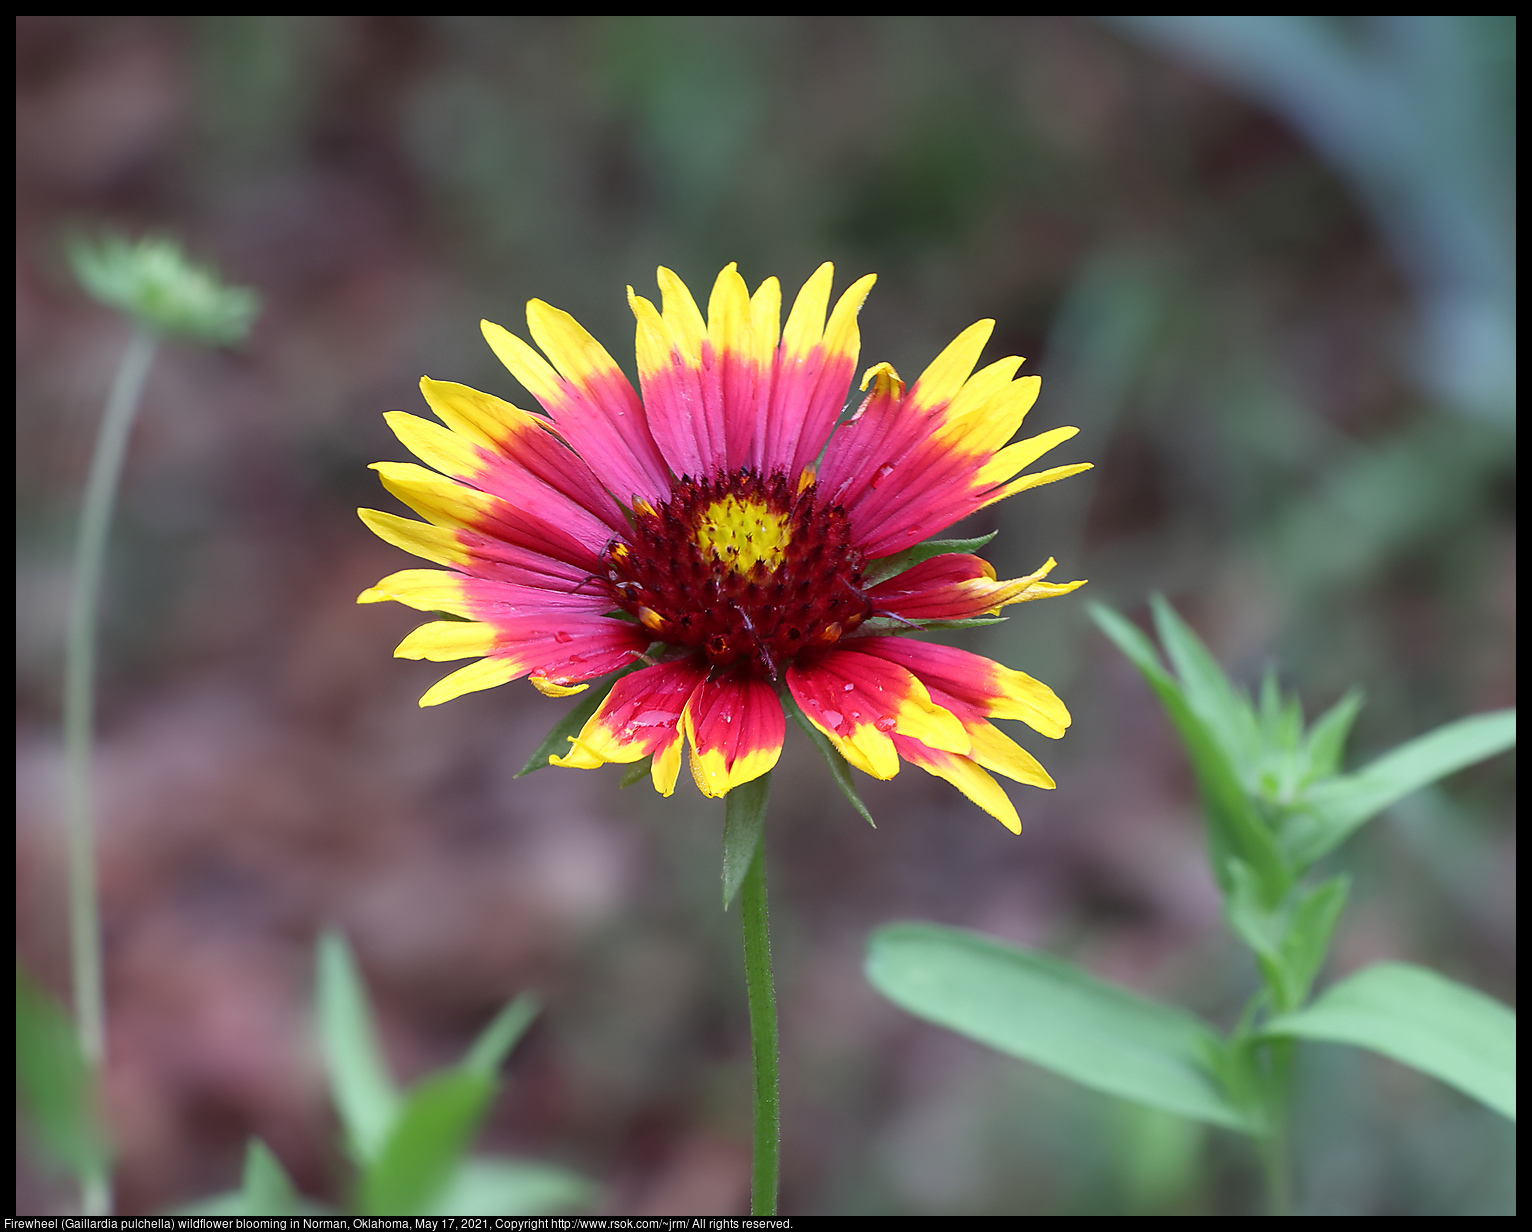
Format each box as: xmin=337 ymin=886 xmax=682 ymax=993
xmin=694 ymin=495 xmax=792 ymax=574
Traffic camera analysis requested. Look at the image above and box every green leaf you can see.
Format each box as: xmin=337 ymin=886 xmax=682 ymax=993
xmin=862 ymin=532 xmax=998 ymax=586
xmin=1262 ymin=963 xmax=1516 ymax=1121
xmin=1087 ymin=600 xmax=1169 ymax=682
xmin=316 ymin=931 xmax=400 ymax=1166
xmin=236 ymin=1140 xmax=301 ymax=1214
xmin=1223 ymin=860 xmax=1284 ymax=965
xmin=721 ymin=773 xmax=771 ymax=910
xmin=1089 ymin=602 xmax=1287 ymax=901
xmin=1279 ymin=709 xmax=1516 ymax=868
xmin=1275 ymin=875 xmax=1350 ymax=1013
xmin=1225 ymin=866 xmax=1350 ymax=1014
xmin=1150 ymin=596 xmax=1261 ymax=775
xmin=1300 ymin=688 xmax=1364 ymax=785
xmin=780 ymin=687 xmax=876 ymax=827
xmin=618 ymin=757 xmax=652 ymax=788
xmin=15 ymin=966 xmax=111 ymax=1184
xmin=461 ymin=993 xmax=539 ymax=1078
xmin=357 ymin=1069 xmax=495 ymax=1215
xmin=866 ymin=922 xmax=1258 ymax=1132
xmin=434 ymin=1157 xmax=597 ymax=1216
xmin=176 ymin=1139 xmax=311 ymax=1216
xmin=1257 ymin=668 xmax=1283 ymax=739
xmin=862 ymin=615 xmax=1009 ymax=632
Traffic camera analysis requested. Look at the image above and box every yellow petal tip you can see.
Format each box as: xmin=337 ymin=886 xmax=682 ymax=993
xmin=531 ymin=677 xmax=589 ymax=698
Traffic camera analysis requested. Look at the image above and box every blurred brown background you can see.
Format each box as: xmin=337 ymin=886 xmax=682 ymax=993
xmin=16 ymin=16 xmax=1514 ymax=1216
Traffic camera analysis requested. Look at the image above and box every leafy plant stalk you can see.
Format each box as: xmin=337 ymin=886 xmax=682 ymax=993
xmin=866 ymin=596 xmax=1513 ymax=1215
xmin=62 ymin=325 xmax=158 ymax=1216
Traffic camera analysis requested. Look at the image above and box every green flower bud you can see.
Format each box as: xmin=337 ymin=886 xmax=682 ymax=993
xmin=67 ymin=232 xmax=260 ymax=346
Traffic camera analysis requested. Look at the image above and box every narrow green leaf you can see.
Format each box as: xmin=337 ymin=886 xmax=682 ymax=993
xmin=721 ymin=773 xmax=771 ymax=910
xmin=435 ymin=1157 xmax=597 ymax=1216
xmin=1223 ymin=867 xmax=1350 ymax=1013
xmin=863 ymin=615 xmax=1009 ymax=632
xmin=358 ymin=1069 xmax=494 ymax=1215
xmin=1300 ymin=688 xmax=1364 ymax=785
xmin=1088 ymin=601 xmax=1169 ymax=682
xmin=1150 ymin=596 xmax=1261 ymax=774
xmin=866 ymin=922 xmax=1257 ymax=1132
xmin=618 ymin=757 xmax=652 ymax=788
xmin=1223 ymin=859 xmax=1283 ymax=962
xmin=15 ymin=966 xmax=111 ymax=1184
xmin=173 ymin=1139 xmax=318 ymax=1216
xmin=1089 ymin=602 xmax=1287 ymax=900
xmin=1262 ymin=962 xmax=1516 ymax=1121
xmin=781 ymin=687 xmax=876 ymax=827
xmin=461 ymin=993 xmax=539 ymax=1078
xmin=1280 ymin=709 xmax=1516 ymax=868
xmin=237 ymin=1139 xmax=302 ymax=1215
xmin=1276 ymin=875 xmax=1350 ymax=1012
xmin=862 ymin=532 xmax=998 ymax=586
xmin=1279 ymin=695 xmax=1303 ymax=753
xmin=316 ymin=931 xmax=400 ymax=1166
xmin=1257 ymin=668 xmax=1283 ymax=736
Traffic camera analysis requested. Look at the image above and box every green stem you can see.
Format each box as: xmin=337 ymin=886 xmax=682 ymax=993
xmin=63 ymin=326 xmax=157 ymax=1216
xmin=733 ymin=783 xmax=780 ymax=1216
xmin=1259 ymin=1037 xmax=1294 ymax=1216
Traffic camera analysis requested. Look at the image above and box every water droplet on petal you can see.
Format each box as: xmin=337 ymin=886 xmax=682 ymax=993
xmin=842 ymin=682 xmax=855 ymax=693
xmin=554 ymin=630 xmax=573 ymax=644
xmin=870 ymin=464 xmax=896 ymax=489
xmin=875 ymin=716 xmax=897 ymax=733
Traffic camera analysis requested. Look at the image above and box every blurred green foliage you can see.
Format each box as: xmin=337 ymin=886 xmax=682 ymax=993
xmin=16 ymin=967 xmax=112 ymax=1191
xmin=180 ymin=933 xmax=593 ymax=1216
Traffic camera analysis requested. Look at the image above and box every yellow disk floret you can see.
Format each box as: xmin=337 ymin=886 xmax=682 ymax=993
xmin=693 ymin=495 xmax=793 ymax=574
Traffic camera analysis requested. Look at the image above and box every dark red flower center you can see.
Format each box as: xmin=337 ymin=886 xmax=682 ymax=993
xmin=600 ymin=469 xmax=871 ymax=678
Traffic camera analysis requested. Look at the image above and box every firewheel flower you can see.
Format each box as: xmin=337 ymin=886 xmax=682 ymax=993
xmin=359 ymin=264 xmax=1090 ymax=832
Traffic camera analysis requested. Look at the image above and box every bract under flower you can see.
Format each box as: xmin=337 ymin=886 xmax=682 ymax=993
xmin=359 ymin=263 xmax=1090 ymax=831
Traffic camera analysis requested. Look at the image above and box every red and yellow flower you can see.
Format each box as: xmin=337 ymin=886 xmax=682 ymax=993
xmin=359 ymin=264 xmax=1089 ymax=832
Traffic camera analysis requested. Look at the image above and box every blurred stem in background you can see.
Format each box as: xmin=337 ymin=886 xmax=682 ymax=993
xmin=52 ymin=234 xmax=259 ymax=1215
xmin=61 ymin=324 xmax=158 ymax=1216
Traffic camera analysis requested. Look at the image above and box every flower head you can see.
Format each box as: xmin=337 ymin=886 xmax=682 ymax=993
xmin=359 ymin=264 xmax=1090 ymax=831
xmin=68 ymin=232 xmax=259 ymax=345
